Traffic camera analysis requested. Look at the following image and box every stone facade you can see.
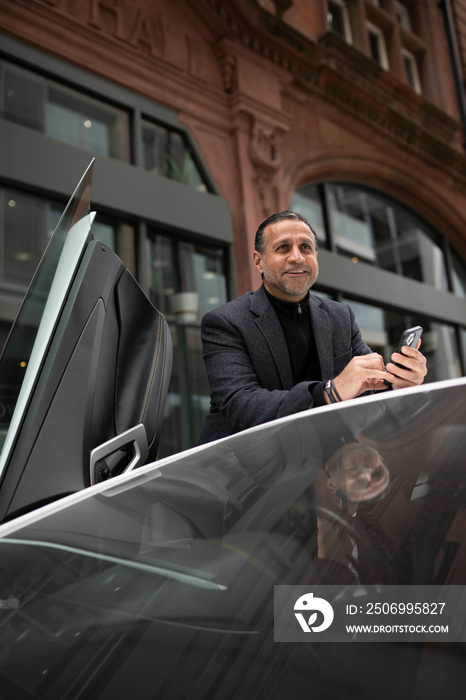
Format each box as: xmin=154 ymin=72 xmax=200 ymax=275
xmin=1 ymin=0 xmax=466 ymax=294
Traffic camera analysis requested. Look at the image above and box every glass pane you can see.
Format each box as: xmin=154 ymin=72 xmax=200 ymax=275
xmin=462 ymin=328 xmax=466 ymax=372
xmin=147 ymin=233 xmax=228 ymax=455
xmin=142 ymin=120 xmax=209 ymax=191
xmin=91 ymin=220 xmax=116 ymax=252
xmin=178 ymin=242 xmax=228 ymax=321
xmin=451 ymin=247 xmax=466 ymax=298
xmin=0 ymin=162 xmax=94 ymax=469
xmin=3 ymin=65 xmax=45 ymax=131
xmin=185 ymin=325 xmax=211 ymax=442
xmin=2 ymin=62 xmax=130 ymax=162
xmin=342 ymin=298 xmax=389 ymax=352
xmin=369 ymin=30 xmax=382 ymax=63
xmin=418 ymin=319 xmax=461 ymax=381
xmin=159 ymin=323 xmax=211 ymax=456
xmin=158 ymin=323 xmax=182 ymax=458
xmin=0 ymin=188 xmax=50 ymax=287
xmin=343 ymin=297 xmax=462 ymax=381
xmin=46 ymin=87 xmax=130 ymax=160
xmin=329 ymin=1 xmax=346 ymax=38
xmin=290 ymin=184 xmax=326 ymax=245
xmin=142 ymin=121 xmax=170 ymax=176
xmin=329 ymin=185 xmax=375 ymax=260
xmin=146 ymin=234 xmax=176 ymax=317
xmin=329 ymin=184 xmax=448 ymax=289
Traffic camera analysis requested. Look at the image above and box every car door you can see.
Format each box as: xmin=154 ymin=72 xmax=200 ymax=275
xmin=0 ymin=160 xmax=172 ymax=522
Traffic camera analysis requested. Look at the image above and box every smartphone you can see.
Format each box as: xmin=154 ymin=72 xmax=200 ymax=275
xmin=384 ymin=325 xmax=423 ymax=387
xmin=393 ymin=325 xmax=423 ymax=368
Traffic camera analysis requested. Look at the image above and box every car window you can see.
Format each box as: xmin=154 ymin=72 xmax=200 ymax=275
xmin=0 ymin=379 xmax=465 ymax=698
xmin=0 ymin=161 xmax=94 ymax=475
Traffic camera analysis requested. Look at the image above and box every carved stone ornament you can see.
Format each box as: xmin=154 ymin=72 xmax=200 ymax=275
xmin=249 ymin=121 xmax=283 ymax=217
xmin=219 ymin=51 xmax=237 ymax=94
xmin=249 ymin=121 xmax=282 ymax=179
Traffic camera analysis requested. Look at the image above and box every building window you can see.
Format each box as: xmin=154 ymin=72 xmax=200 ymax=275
xmin=402 ymin=49 xmax=421 ymax=93
xmin=451 ymin=248 xmax=466 ymax=298
xmin=142 ymin=120 xmax=209 ymax=192
xmin=395 ymin=1 xmax=412 ymax=31
xmin=146 ymin=234 xmax=228 ymax=322
xmin=328 ymin=0 xmax=353 ymax=43
xmin=367 ymin=22 xmax=389 ymax=69
xmin=326 ymin=183 xmax=447 ymax=289
xmin=0 ymin=187 xmax=58 ymax=289
xmin=343 ymin=298 xmax=463 ymax=381
xmin=2 ymin=62 xmax=131 ymax=162
xmin=0 ymin=38 xmax=233 ymax=458
xmin=288 ymin=183 xmax=327 ymax=245
xmin=0 ymin=186 xmax=135 ymax=290
xmin=146 ymin=232 xmax=228 ymax=455
xmin=291 ymin=181 xmax=466 ymax=379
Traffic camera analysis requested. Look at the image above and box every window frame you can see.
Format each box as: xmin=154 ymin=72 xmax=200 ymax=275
xmin=394 ymin=1 xmax=412 ymax=31
xmin=290 ymin=180 xmax=466 ymax=373
xmin=366 ymin=21 xmax=390 ymax=70
xmin=328 ymin=0 xmax=353 ymax=44
xmin=402 ymin=48 xmax=422 ymax=94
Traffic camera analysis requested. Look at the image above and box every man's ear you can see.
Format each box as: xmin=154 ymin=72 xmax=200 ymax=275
xmin=326 ymin=477 xmax=338 ymax=494
xmin=253 ymin=250 xmax=263 ymax=275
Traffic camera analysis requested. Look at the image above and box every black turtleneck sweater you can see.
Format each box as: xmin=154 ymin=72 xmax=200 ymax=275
xmin=264 ymin=288 xmax=322 ymax=384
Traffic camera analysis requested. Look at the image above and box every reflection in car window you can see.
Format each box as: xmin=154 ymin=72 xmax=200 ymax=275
xmin=0 ymin=380 xmax=465 ymax=697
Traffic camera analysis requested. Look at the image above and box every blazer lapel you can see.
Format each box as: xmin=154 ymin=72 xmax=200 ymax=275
xmin=250 ymin=287 xmax=293 ymax=389
xmin=309 ymin=294 xmax=334 ymax=379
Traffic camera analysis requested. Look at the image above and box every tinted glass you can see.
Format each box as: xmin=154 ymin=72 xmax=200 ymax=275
xmin=329 ymin=1 xmax=346 ymax=38
xmin=0 ymin=380 xmax=465 ymax=698
xmin=3 ymin=62 xmax=130 ymax=162
xmin=328 ymin=184 xmax=448 ymax=288
xmin=343 ymin=297 xmax=462 ymax=380
xmin=0 ymin=162 xmax=94 ymax=469
xmin=142 ymin=120 xmax=209 ymax=191
xmin=290 ymin=183 xmax=326 ymax=245
xmin=0 ymin=188 xmax=61 ymax=288
xmin=451 ymin=247 xmax=466 ymax=298
xmin=146 ymin=233 xmax=228 ymax=455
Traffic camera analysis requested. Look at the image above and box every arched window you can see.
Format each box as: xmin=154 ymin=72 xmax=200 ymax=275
xmin=291 ymin=182 xmax=466 ymax=381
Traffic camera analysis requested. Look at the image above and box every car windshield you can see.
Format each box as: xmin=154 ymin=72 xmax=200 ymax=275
xmin=0 ymin=378 xmax=465 ymax=698
xmin=0 ymin=161 xmax=94 ymax=475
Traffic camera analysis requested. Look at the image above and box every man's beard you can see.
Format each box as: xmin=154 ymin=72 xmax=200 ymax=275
xmin=262 ymin=262 xmax=317 ymax=298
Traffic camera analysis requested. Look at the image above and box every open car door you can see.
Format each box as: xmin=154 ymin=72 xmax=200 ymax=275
xmin=0 ymin=160 xmax=172 ymax=522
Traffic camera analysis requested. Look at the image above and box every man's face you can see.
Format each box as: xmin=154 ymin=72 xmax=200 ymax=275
xmin=326 ymin=444 xmax=390 ymax=504
xmin=253 ymin=219 xmax=319 ymax=302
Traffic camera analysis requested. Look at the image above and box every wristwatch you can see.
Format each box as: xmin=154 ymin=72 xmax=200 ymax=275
xmin=324 ymin=380 xmax=338 ymax=404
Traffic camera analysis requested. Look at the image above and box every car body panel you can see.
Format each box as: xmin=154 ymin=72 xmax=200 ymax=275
xmin=0 ymin=377 xmax=465 ymax=698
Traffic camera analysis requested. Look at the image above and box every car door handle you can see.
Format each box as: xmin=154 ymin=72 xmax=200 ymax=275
xmin=90 ymin=423 xmax=149 ymax=485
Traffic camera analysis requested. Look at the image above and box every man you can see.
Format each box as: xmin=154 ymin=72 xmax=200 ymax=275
xmin=198 ymin=210 xmax=427 ymax=444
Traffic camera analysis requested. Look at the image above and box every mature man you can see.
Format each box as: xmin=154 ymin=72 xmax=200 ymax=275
xmin=198 ymin=210 xmax=427 ymax=444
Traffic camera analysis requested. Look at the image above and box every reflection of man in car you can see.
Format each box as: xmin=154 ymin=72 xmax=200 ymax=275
xmin=325 ymin=443 xmax=390 ymax=505
xmin=315 ymin=442 xmax=390 ymax=580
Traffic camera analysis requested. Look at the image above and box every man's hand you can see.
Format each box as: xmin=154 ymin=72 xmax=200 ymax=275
xmin=328 ymin=342 xmax=428 ymax=404
xmin=385 ymin=340 xmax=427 ymax=389
xmin=331 ymin=353 xmax=396 ymax=402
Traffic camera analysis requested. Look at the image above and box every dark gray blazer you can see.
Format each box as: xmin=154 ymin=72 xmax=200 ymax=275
xmin=198 ymin=285 xmax=371 ymax=443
